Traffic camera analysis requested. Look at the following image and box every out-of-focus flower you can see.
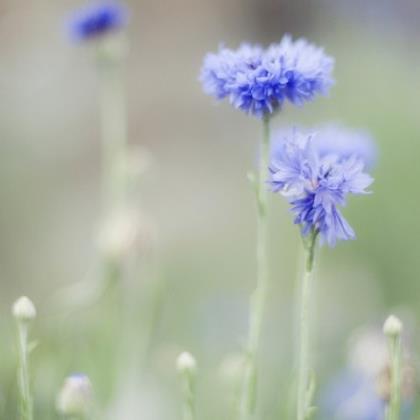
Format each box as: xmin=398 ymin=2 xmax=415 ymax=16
xmin=176 ymin=352 xmax=197 ymax=374
xmin=219 ymin=352 xmax=245 ymax=386
xmin=67 ymin=2 xmax=128 ymax=42
xmin=98 ymin=208 xmax=154 ymax=262
xmin=321 ymin=326 xmax=415 ymax=420
xmin=200 ymin=35 xmax=334 ymax=117
xmin=310 ymin=124 xmax=377 ymax=169
xmin=12 ymin=296 xmax=36 ymax=322
xmin=268 ymin=127 xmax=373 ymax=246
xmin=56 ymin=374 xmax=93 ymax=416
xmin=383 ymin=315 xmax=403 ymax=337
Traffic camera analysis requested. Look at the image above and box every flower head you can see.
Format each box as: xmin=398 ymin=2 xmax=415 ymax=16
xmin=57 ymin=374 xmax=93 ymax=416
xmin=383 ymin=315 xmax=403 ymax=337
xmin=269 ymin=127 xmax=373 ymax=246
xmin=67 ymin=2 xmax=128 ymax=42
xmin=12 ymin=296 xmax=36 ymax=322
xmin=176 ymin=352 xmax=197 ymax=374
xmin=200 ymin=35 xmax=334 ymax=117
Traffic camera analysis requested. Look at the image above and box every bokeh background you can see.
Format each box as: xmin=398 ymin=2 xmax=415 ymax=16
xmin=1 ymin=0 xmax=420 ymax=419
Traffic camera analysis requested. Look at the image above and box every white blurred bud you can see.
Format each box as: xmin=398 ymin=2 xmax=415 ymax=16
xmin=56 ymin=374 xmax=93 ymax=416
xmin=219 ymin=352 xmax=245 ymax=385
xmin=98 ymin=208 xmax=153 ymax=261
xmin=176 ymin=352 xmax=197 ymax=374
xmin=12 ymin=296 xmax=36 ymax=322
xmin=383 ymin=315 xmax=403 ymax=337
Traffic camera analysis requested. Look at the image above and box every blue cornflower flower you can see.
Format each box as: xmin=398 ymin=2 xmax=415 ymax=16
xmin=268 ymin=128 xmax=373 ymax=246
xmin=200 ymin=35 xmax=334 ymax=117
xmin=67 ymin=2 xmax=128 ymax=42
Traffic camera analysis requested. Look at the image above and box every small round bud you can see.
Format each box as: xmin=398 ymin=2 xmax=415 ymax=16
xmin=176 ymin=352 xmax=197 ymax=374
xmin=56 ymin=374 xmax=93 ymax=416
xmin=12 ymin=296 xmax=36 ymax=322
xmin=383 ymin=315 xmax=403 ymax=337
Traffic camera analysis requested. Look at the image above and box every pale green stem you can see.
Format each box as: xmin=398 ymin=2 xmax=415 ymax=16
xmin=17 ymin=322 xmax=33 ymax=420
xmin=296 ymin=230 xmax=318 ymax=420
xmin=239 ymin=115 xmax=271 ymax=420
xmin=387 ymin=335 xmax=402 ymax=420
xmin=97 ymin=38 xmax=128 ymax=215
xmin=180 ymin=371 xmax=196 ymax=420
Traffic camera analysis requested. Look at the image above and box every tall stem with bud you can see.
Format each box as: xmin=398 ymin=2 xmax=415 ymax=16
xmin=13 ymin=296 xmax=36 ymax=420
xmin=383 ymin=315 xmax=403 ymax=420
xmin=177 ymin=352 xmax=197 ymax=420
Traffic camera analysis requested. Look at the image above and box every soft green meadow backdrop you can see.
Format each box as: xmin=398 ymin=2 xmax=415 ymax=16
xmin=0 ymin=1 xmax=420 ymax=419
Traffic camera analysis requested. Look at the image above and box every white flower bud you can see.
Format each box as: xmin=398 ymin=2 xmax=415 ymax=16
xmin=383 ymin=315 xmax=403 ymax=337
xmin=12 ymin=296 xmax=36 ymax=322
xmin=56 ymin=374 xmax=93 ymax=416
xmin=176 ymin=352 xmax=197 ymax=374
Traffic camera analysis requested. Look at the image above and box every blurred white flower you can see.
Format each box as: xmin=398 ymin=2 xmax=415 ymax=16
xmin=176 ymin=352 xmax=197 ymax=374
xmin=98 ymin=208 xmax=154 ymax=261
xmin=12 ymin=296 xmax=36 ymax=322
xmin=218 ymin=352 xmax=245 ymax=386
xmin=56 ymin=374 xmax=93 ymax=416
xmin=383 ymin=315 xmax=403 ymax=337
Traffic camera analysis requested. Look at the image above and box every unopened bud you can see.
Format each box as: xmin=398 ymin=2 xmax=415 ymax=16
xmin=176 ymin=352 xmax=197 ymax=374
xmin=12 ymin=296 xmax=36 ymax=322
xmin=56 ymin=374 xmax=93 ymax=416
xmin=383 ymin=315 xmax=403 ymax=337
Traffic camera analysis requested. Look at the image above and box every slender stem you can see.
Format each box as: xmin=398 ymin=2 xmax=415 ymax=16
xmin=387 ymin=335 xmax=402 ymax=420
xmin=97 ymin=38 xmax=128 ymax=215
xmin=17 ymin=322 xmax=33 ymax=420
xmin=296 ymin=230 xmax=317 ymax=420
xmin=239 ymin=115 xmax=271 ymax=420
xmin=181 ymin=371 xmax=196 ymax=420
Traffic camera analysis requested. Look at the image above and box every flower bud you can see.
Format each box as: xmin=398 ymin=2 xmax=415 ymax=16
xmin=176 ymin=352 xmax=197 ymax=374
xmin=12 ymin=296 xmax=36 ymax=322
xmin=383 ymin=315 xmax=403 ymax=337
xmin=56 ymin=374 xmax=93 ymax=416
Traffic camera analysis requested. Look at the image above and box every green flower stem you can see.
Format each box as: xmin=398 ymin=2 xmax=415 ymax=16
xmin=387 ymin=334 xmax=402 ymax=420
xmin=239 ymin=115 xmax=271 ymax=420
xmin=296 ymin=229 xmax=318 ymax=420
xmin=180 ymin=370 xmax=196 ymax=420
xmin=16 ymin=322 xmax=33 ymax=420
xmin=97 ymin=37 xmax=128 ymax=214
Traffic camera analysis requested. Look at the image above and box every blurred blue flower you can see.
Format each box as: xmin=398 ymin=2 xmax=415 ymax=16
xmin=200 ymin=35 xmax=334 ymax=117
xmin=67 ymin=2 xmax=128 ymax=42
xmin=321 ymin=371 xmax=385 ymax=419
xmin=268 ymin=128 xmax=373 ymax=246
xmin=320 ymin=327 xmax=414 ymax=420
xmin=311 ymin=124 xmax=377 ymax=169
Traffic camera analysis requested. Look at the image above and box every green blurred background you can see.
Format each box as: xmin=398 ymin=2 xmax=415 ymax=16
xmin=0 ymin=0 xmax=420 ymax=419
